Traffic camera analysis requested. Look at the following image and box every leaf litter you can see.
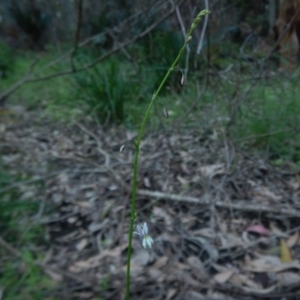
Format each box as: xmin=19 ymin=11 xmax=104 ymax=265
xmin=1 ymin=112 xmax=300 ymax=299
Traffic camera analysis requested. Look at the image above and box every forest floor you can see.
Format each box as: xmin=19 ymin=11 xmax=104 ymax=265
xmin=1 ymin=108 xmax=300 ymax=300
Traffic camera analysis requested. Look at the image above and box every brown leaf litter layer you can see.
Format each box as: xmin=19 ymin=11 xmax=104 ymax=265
xmin=1 ymin=113 xmax=300 ymax=300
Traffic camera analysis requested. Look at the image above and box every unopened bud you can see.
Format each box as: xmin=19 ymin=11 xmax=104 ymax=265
xmin=181 ymin=74 xmax=185 ymax=86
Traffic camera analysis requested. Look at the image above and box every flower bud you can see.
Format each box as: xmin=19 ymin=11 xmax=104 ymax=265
xmin=181 ymin=74 xmax=185 ymax=86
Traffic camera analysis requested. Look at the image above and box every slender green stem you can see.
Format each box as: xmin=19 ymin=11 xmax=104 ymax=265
xmin=125 ymin=9 xmax=210 ymax=300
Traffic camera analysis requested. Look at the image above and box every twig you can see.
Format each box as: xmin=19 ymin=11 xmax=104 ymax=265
xmin=196 ymin=0 xmax=209 ymax=55
xmin=0 ymin=236 xmax=20 ymax=257
xmin=137 ymin=189 xmax=300 ymax=217
xmin=0 ymin=58 xmax=39 ymax=103
xmin=175 ymin=4 xmax=190 ymax=81
xmin=70 ymin=0 xmax=84 ymax=71
xmin=234 ymin=129 xmax=292 ymax=142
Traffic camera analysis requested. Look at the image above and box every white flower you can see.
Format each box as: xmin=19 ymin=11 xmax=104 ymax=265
xmin=133 ymin=222 xmax=154 ymax=249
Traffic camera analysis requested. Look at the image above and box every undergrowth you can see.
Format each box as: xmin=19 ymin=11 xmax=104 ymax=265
xmin=0 ymin=168 xmax=57 ymax=300
xmin=231 ymin=78 xmax=300 ymax=163
xmin=1 ymin=35 xmax=300 ymax=162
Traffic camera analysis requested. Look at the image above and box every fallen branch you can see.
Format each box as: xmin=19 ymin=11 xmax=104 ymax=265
xmin=137 ymin=189 xmax=300 ymax=217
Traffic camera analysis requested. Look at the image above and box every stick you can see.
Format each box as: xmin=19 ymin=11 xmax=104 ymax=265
xmin=137 ymin=189 xmax=300 ymax=217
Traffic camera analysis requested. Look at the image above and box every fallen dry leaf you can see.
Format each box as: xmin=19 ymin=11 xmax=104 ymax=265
xmin=235 ymin=273 xmax=260 ymax=288
xmin=43 ymin=267 xmax=63 ymax=282
xmin=153 ymin=206 xmax=172 ymax=226
xmin=132 ymin=249 xmax=154 ymax=266
xmin=176 ymin=175 xmax=189 ymax=185
xmin=153 ymin=256 xmax=169 ymax=268
xmin=199 ymin=163 xmax=225 ymax=178
xmin=166 ymin=288 xmax=177 ymax=300
xmin=245 ymin=255 xmax=300 ymax=273
xmin=269 ymin=221 xmax=285 ymax=236
xmin=6 ymin=104 xmax=300 ymax=300
xmin=213 ymin=270 xmax=234 ymax=284
xmin=273 ymin=261 xmax=300 ymax=272
xmin=186 ymin=291 xmax=206 ymax=300
xmin=244 ymin=255 xmax=281 ymax=272
xmin=241 ymin=285 xmax=277 ymax=295
xmin=287 ymin=231 xmax=299 ymax=248
xmin=148 ymin=268 xmax=165 ymax=283
xmin=245 ymin=224 xmax=270 ymax=236
xmin=280 ymin=239 xmax=292 ymax=263
xmin=180 ymin=163 xmax=191 ymax=175
xmin=187 ymin=256 xmax=208 ymax=280
xmin=277 ymin=271 xmax=300 ymax=287
xmin=253 ymin=186 xmax=282 ymax=202
xmin=75 ymin=238 xmax=88 ymax=251
xmin=185 ymin=236 xmax=219 ymax=261
xmin=122 ymin=262 xmax=143 ymax=277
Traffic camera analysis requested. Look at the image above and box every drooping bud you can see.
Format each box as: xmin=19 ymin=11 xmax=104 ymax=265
xmin=181 ymin=74 xmax=185 ymax=86
xmin=119 ymin=144 xmax=126 ymax=152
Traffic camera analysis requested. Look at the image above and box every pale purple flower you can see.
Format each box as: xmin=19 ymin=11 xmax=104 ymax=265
xmin=133 ymin=222 xmax=154 ymax=249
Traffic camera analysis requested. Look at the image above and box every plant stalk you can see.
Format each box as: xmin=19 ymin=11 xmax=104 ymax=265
xmin=125 ymin=9 xmax=210 ymax=300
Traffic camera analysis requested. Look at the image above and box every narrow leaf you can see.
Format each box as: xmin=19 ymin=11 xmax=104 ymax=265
xmin=281 ymin=239 xmax=292 ymax=263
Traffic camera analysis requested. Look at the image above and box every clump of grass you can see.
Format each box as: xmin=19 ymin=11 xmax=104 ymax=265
xmin=71 ymin=57 xmax=129 ymax=124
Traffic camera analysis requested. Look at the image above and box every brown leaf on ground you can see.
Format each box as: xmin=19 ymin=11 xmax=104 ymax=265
xmin=287 ymin=231 xmax=299 ymax=248
xmin=212 ymin=270 xmax=234 ymax=284
xmin=4 ymin=112 xmax=300 ymax=299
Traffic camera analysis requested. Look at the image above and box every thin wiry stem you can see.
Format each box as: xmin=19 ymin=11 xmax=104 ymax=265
xmin=196 ymin=0 xmax=209 ymax=55
xmin=125 ymin=9 xmax=210 ymax=300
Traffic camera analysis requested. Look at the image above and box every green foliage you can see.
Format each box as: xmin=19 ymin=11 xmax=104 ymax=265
xmin=0 ymin=170 xmax=38 ymax=238
xmin=72 ymin=57 xmax=128 ymax=124
xmin=67 ymin=54 xmax=156 ymax=126
xmin=0 ymin=168 xmax=56 ymax=300
xmin=231 ymin=79 xmax=300 ymax=161
xmin=137 ymin=29 xmax=183 ymax=90
xmin=1 ymin=252 xmax=57 ymax=300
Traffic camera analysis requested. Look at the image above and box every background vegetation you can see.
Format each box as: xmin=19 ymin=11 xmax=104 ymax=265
xmin=1 ymin=0 xmax=300 ymax=299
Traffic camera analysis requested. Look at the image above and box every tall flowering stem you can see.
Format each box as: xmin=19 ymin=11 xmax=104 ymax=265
xmin=125 ymin=9 xmax=210 ymax=299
